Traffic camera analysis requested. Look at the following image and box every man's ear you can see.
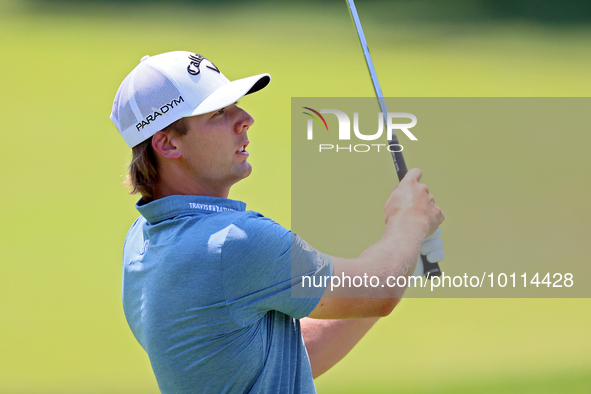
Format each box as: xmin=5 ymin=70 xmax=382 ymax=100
xmin=152 ymin=130 xmax=182 ymax=159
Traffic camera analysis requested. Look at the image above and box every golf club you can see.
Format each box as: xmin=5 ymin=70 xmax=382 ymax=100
xmin=345 ymin=0 xmax=442 ymax=278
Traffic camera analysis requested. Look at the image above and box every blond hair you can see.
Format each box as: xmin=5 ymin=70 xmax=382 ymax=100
xmin=126 ymin=118 xmax=189 ymax=201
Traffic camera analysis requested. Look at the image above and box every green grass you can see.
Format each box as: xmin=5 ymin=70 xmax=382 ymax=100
xmin=0 ymin=0 xmax=590 ymax=392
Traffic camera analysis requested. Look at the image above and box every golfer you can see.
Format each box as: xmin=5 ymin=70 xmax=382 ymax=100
xmin=110 ymin=51 xmax=444 ymax=393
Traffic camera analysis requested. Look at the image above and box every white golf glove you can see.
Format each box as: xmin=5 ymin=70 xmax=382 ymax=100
xmin=413 ymin=226 xmax=444 ymax=277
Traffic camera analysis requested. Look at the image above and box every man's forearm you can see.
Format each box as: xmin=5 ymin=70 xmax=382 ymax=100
xmin=307 ymin=215 xmax=425 ymax=319
xmin=301 ymin=316 xmax=381 ymax=378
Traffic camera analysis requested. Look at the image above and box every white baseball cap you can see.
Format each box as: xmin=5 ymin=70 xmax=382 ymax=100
xmin=110 ymin=51 xmax=271 ymax=148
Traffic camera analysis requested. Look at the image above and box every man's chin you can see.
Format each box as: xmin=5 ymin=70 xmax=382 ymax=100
xmin=233 ymin=163 xmax=252 ymax=183
xmin=242 ymin=163 xmax=253 ymax=179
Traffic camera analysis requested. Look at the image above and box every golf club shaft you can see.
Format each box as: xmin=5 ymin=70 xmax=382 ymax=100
xmin=345 ymin=0 xmax=441 ymax=278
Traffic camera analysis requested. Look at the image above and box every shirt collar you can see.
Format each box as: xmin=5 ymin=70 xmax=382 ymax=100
xmin=136 ymin=195 xmax=246 ymax=224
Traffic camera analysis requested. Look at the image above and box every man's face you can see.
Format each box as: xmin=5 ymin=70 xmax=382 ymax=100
xmin=176 ymin=103 xmax=255 ymax=196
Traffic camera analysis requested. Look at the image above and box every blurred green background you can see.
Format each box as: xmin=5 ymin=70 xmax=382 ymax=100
xmin=1 ymin=0 xmax=589 ymax=392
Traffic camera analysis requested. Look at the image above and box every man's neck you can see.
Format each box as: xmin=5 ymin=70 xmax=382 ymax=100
xmin=153 ymin=164 xmax=230 ymax=200
xmin=153 ymin=179 xmax=230 ymax=200
xmin=153 ymin=159 xmax=234 ymax=200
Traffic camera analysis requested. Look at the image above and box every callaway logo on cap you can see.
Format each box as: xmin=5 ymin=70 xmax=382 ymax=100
xmin=110 ymin=51 xmax=271 ymax=148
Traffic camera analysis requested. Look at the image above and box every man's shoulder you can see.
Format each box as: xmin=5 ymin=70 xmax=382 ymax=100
xmin=181 ymin=208 xmax=285 ymax=241
xmin=122 ymin=216 xmax=149 ymax=266
xmin=231 ymin=211 xmax=287 ymax=234
xmin=209 ymin=211 xmax=292 ymax=258
xmin=123 ymin=194 xmax=294 ymax=264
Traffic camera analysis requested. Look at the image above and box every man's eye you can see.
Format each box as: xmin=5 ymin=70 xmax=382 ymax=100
xmin=215 ymin=108 xmax=225 ymax=116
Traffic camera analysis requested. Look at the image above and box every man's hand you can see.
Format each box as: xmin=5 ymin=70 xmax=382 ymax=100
xmin=384 ymin=168 xmax=444 ymax=239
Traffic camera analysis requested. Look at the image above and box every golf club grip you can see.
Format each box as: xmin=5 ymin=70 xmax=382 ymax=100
xmin=389 ymin=141 xmax=442 ymax=279
xmin=422 ymin=254 xmax=441 ymax=278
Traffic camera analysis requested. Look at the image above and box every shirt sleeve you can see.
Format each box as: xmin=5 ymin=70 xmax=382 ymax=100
xmin=219 ymin=213 xmax=333 ymax=327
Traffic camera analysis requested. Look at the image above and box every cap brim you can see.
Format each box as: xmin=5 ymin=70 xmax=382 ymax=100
xmin=190 ymin=73 xmax=271 ymax=116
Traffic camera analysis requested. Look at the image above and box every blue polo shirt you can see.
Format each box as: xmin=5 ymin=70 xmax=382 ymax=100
xmin=122 ymin=195 xmax=333 ymax=393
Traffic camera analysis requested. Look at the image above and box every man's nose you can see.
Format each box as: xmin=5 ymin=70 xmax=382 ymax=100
xmin=235 ymin=107 xmax=254 ymax=134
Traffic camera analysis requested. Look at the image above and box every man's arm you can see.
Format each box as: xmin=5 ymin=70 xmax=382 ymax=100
xmin=308 ymin=168 xmax=444 ymax=319
xmin=298 ymin=168 xmax=442 ymax=377
xmin=301 ymin=316 xmax=379 ymax=378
